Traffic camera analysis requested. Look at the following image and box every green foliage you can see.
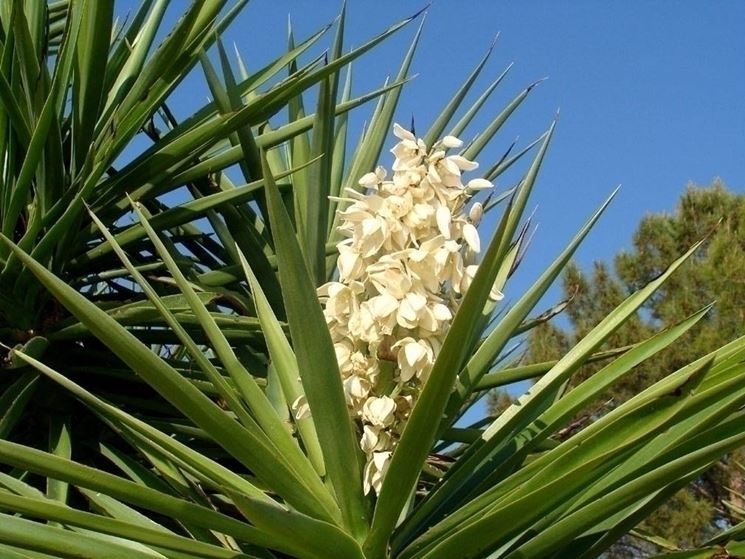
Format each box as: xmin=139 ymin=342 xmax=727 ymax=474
xmin=0 ymin=3 xmax=743 ymax=559
xmin=521 ymin=181 xmax=745 ymax=554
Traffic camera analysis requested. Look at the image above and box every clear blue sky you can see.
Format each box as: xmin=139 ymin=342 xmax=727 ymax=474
xmin=118 ymin=1 xmax=745 ymax=411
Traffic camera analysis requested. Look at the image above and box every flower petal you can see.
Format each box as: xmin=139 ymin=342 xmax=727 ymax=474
xmin=436 ymin=206 xmax=452 ymax=238
xmin=442 ymin=135 xmax=463 ymax=148
xmin=359 ymin=171 xmax=380 ymax=187
xmin=449 ymin=155 xmax=479 ymax=171
xmin=463 ymin=223 xmax=481 ymax=253
xmin=467 ymin=178 xmax=493 ymax=190
xmin=393 ymin=122 xmax=415 ymax=141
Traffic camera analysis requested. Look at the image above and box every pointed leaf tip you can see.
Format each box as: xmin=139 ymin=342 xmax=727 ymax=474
xmin=528 ymin=76 xmax=549 ymax=91
xmin=489 ymin=32 xmax=501 ymax=50
xmin=407 ymin=4 xmax=431 ymax=22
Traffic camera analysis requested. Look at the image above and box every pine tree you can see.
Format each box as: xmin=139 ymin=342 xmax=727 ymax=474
xmin=511 ymin=181 xmax=745 ymax=554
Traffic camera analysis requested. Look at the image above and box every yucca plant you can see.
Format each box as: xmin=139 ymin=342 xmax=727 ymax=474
xmin=1 ymin=2 xmax=745 ymax=558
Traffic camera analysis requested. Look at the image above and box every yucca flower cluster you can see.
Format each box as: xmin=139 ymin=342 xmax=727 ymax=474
xmin=317 ymin=123 xmax=502 ymax=494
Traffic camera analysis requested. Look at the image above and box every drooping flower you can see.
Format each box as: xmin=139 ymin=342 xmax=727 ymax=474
xmin=363 ymin=451 xmax=392 ymax=496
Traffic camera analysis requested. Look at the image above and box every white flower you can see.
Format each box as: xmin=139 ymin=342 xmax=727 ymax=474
xmin=362 ymin=396 xmax=397 ymax=427
xmin=363 ymin=451 xmax=391 ymax=495
xmin=349 ymin=295 xmax=398 ymax=343
xmin=448 ymin=155 xmax=479 ymax=172
xmin=490 ymin=285 xmax=505 ymax=301
xmin=320 ymin=282 xmax=358 ymax=319
xmin=344 ymin=374 xmax=371 ymax=407
xmin=391 ymin=126 xmax=426 ymax=172
xmin=358 ymin=217 xmax=389 ymax=257
xmin=402 ymin=202 xmax=435 ymax=233
xmin=337 ymin=244 xmax=364 ymax=282
xmin=359 ymin=166 xmax=387 ymax=187
xmin=395 ymin=292 xmax=444 ymax=333
xmin=393 ymin=337 xmax=435 ymax=382
xmin=458 ymin=264 xmax=505 ymax=301
xmin=360 ymin=425 xmax=392 ymax=454
xmin=460 ymin=264 xmax=479 ymax=294
xmin=381 ymin=193 xmax=413 ymax=221
xmin=367 ymin=257 xmax=413 ymax=300
xmin=334 ymin=341 xmax=353 ymax=371
xmin=393 ymin=122 xmax=416 ymax=141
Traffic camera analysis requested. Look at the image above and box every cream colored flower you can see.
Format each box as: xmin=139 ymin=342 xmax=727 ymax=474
xmin=360 ymin=425 xmax=393 ymax=454
xmin=441 ymin=135 xmax=463 ymax=149
xmin=337 ymin=243 xmax=365 ymax=282
xmin=361 ymin=396 xmax=397 ymax=427
xmin=358 ymin=166 xmax=387 ymax=188
xmin=467 ymin=178 xmax=493 ymax=190
xmin=435 ymin=205 xmax=452 ymax=238
xmin=344 ymin=374 xmax=372 ymax=407
xmin=393 ymin=337 xmax=435 ymax=382
xmin=367 ymin=256 xmax=413 ymax=300
xmin=363 ymin=451 xmax=392 ymax=495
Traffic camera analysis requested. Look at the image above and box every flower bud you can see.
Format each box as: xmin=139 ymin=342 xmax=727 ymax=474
xmin=467 ymin=178 xmax=493 ymax=190
xmin=469 ymin=202 xmax=484 ymax=225
xmin=441 ymin=135 xmax=464 ymax=149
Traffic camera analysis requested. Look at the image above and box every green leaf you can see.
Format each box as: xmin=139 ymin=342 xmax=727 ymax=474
xmin=237 ymin=247 xmax=325 ymax=476
xmin=0 ymin=233 xmax=338 ymax=523
xmin=128 ymin=201 xmax=337 ymax=519
xmin=474 ymin=344 xmax=637 ymax=390
xmin=0 ymin=513 xmax=162 ymax=559
xmin=503 ymin=418 xmax=745 ymax=559
xmin=0 ymin=492 xmax=252 ymax=559
xmin=46 ymin=292 xmax=221 ymax=339
xmin=0 ymin=0 xmax=85 ymax=245
xmin=463 ymin=305 xmax=714 ymax=501
xmin=396 ymin=237 xmax=702 ymax=550
xmin=330 ymin=18 xmax=423 ymax=235
xmin=423 ymin=37 xmax=497 ymax=147
xmin=71 ymin=0 xmax=113 ymax=173
xmin=455 ymin=187 xmax=617 ymax=402
xmin=305 ymin=73 xmax=335 ymax=284
xmin=0 ymin=440 xmax=274 ymax=549
xmin=448 ymin=61 xmax=513 ymax=139
xmin=11 ymin=349 xmax=267 ymax=504
xmin=261 ymin=152 xmax=368 ymax=539
xmin=46 ymin=416 xmax=71 ymax=507
xmin=366 ymin=122 xmax=556 ymax=558
xmin=0 ymin=372 xmax=39 ymax=439
xmin=399 ymin=358 xmax=714 ymax=559
xmin=230 ymin=490 xmax=365 ymax=559
xmin=461 ymin=79 xmax=544 ymax=163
